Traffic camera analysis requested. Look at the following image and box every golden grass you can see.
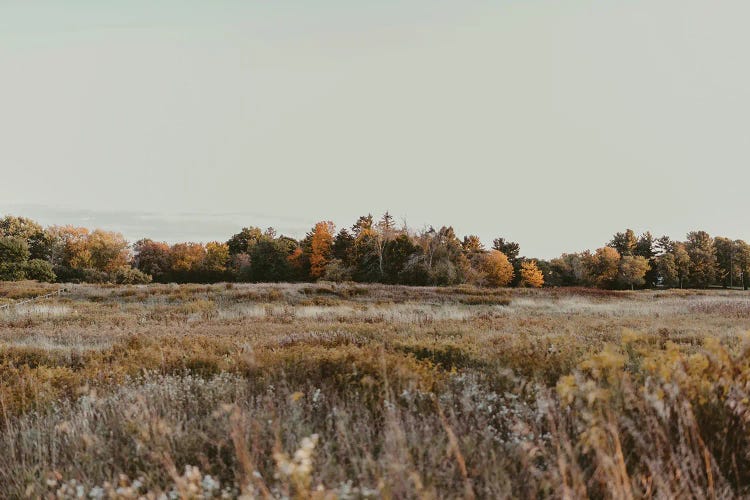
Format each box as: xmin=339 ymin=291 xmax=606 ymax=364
xmin=0 ymin=282 xmax=749 ymax=497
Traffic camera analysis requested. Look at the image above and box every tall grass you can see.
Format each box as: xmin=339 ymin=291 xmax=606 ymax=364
xmin=0 ymin=282 xmax=749 ymax=498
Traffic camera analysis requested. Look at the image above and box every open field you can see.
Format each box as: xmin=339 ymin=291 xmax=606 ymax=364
xmin=1 ymin=282 xmax=750 ymax=498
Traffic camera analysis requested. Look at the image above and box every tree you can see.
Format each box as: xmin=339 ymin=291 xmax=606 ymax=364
xmin=0 ymin=236 xmax=31 ymax=281
xmin=226 ymin=227 xmax=264 ymax=255
xmin=204 ymin=242 xmax=230 ymax=276
xmin=519 ymin=260 xmax=544 ymax=288
xmin=492 ymin=237 xmax=522 ymax=285
xmin=46 ymin=225 xmax=92 ymax=270
xmin=351 ymin=214 xmax=373 ymax=237
xmin=548 ymin=253 xmax=589 ymax=286
xmin=248 ymin=238 xmax=293 ymax=282
xmin=169 ymin=243 xmax=206 ymax=282
xmin=309 ymin=221 xmax=335 ymax=279
xmin=0 ymin=216 xmax=50 ymax=260
xmin=636 ymin=231 xmax=658 ymax=286
xmin=635 ymin=232 xmax=654 ymax=259
xmin=24 ymin=259 xmax=56 ymax=282
xmin=654 ymin=253 xmax=678 ymax=287
xmin=370 ymin=213 xmax=399 ymax=279
xmin=734 ymin=240 xmax=750 ymax=290
xmin=685 ymin=231 xmax=717 ymax=288
xmin=383 ymin=233 xmax=419 ymax=283
xmin=478 ymin=250 xmax=514 ymax=287
xmin=587 ymin=247 xmax=621 ymax=288
xmin=492 ymin=238 xmax=520 ymax=261
xmin=0 ymin=236 xmax=30 ymax=264
xmin=672 ymin=242 xmax=691 ymax=289
xmin=609 ymin=229 xmax=638 ymax=256
xmin=713 ymin=237 xmax=747 ymax=288
xmin=133 ymin=239 xmax=171 ymax=282
xmin=88 ymin=230 xmax=130 ymax=273
xmin=618 ymin=255 xmax=650 ymax=290
xmin=424 ymin=226 xmax=469 ymax=285
xmin=323 ymin=259 xmax=352 ymax=282
xmin=332 ymin=229 xmax=355 ymax=264
xmin=462 ymin=235 xmax=484 ymax=254
xmin=350 ymin=219 xmax=380 ymax=282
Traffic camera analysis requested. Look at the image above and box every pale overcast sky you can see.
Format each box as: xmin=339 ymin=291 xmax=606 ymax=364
xmin=1 ymin=1 xmax=749 ymax=258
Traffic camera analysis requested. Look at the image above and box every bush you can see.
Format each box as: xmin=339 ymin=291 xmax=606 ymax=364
xmin=0 ymin=263 xmax=26 ymax=281
xmin=112 ymin=266 xmax=153 ymax=285
xmin=323 ymin=259 xmax=352 ymax=282
xmin=23 ymin=259 xmax=56 ymax=282
xmin=53 ymin=266 xmax=108 ymax=284
xmin=0 ymin=237 xmax=30 ymax=264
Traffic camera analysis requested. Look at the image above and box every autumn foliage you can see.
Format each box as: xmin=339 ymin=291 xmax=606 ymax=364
xmin=309 ymin=221 xmax=335 ymax=279
xmin=519 ymin=260 xmax=544 ymax=288
xmin=1 ymin=214 xmax=748 ymax=290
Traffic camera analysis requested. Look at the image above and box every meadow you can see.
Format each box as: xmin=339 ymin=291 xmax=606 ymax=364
xmin=1 ymin=282 xmax=750 ymax=498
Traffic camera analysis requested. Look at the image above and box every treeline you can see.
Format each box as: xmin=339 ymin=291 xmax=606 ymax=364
xmin=0 ymin=214 xmax=747 ymax=289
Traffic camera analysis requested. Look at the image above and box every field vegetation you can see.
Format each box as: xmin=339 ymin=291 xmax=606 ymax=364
xmin=1 ymin=281 xmax=750 ymax=498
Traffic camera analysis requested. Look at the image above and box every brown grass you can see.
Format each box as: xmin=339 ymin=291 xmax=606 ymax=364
xmin=0 ymin=282 xmax=749 ymax=498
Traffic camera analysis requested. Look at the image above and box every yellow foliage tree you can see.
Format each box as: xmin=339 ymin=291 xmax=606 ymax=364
xmin=479 ymin=250 xmax=514 ymax=287
xmin=520 ymin=260 xmax=544 ymax=288
xmin=88 ymin=229 xmax=130 ymax=273
xmin=46 ymin=225 xmax=92 ymax=270
xmin=204 ymin=242 xmax=230 ymax=273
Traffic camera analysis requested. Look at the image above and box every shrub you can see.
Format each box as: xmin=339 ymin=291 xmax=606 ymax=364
xmin=323 ymin=259 xmax=352 ymax=282
xmin=112 ymin=266 xmax=153 ymax=285
xmin=23 ymin=259 xmax=56 ymax=282
xmin=0 ymin=263 xmax=25 ymax=281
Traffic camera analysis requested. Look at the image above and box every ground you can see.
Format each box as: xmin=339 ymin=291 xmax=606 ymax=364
xmin=1 ymin=282 xmax=749 ymax=498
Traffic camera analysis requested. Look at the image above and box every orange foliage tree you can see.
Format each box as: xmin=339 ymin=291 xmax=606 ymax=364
xmin=310 ymin=221 xmax=335 ymax=279
xmin=479 ymin=250 xmax=514 ymax=287
xmin=519 ymin=260 xmax=544 ymax=288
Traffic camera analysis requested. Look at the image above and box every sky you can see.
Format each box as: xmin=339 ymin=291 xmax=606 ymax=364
xmin=1 ymin=0 xmax=749 ymax=258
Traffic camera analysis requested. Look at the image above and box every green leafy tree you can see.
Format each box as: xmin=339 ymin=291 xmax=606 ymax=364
xmin=383 ymin=234 xmax=419 ymax=283
xmin=24 ymin=259 xmax=56 ymax=282
xmin=0 ymin=236 xmax=30 ymax=264
xmin=548 ymin=253 xmax=589 ymax=286
xmin=685 ymin=231 xmax=717 ymax=288
xmin=0 ymin=216 xmax=51 ymax=260
xmin=0 ymin=236 xmax=30 ymax=281
xmin=332 ymin=229 xmax=355 ymax=265
xmin=713 ymin=237 xmax=747 ymax=288
xmin=249 ymin=238 xmax=293 ymax=282
xmin=608 ymin=229 xmax=638 ymax=256
xmin=654 ymin=253 xmax=678 ymax=287
xmin=226 ymin=227 xmax=264 ymax=255
xmin=323 ymin=259 xmax=352 ymax=282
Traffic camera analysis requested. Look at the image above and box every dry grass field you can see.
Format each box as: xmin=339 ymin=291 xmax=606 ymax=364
xmin=1 ymin=282 xmax=750 ymax=498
